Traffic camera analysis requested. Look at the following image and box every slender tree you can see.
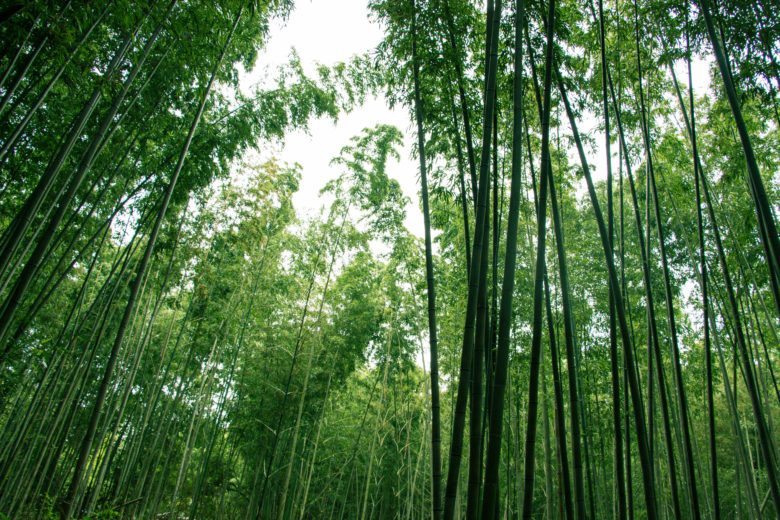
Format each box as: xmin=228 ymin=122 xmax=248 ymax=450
xmin=410 ymin=2 xmax=443 ymax=515
xmin=443 ymin=1 xmax=502 ymax=517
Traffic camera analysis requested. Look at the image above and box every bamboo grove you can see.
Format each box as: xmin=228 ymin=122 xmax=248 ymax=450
xmin=0 ymin=0 xmax=777 ymax=518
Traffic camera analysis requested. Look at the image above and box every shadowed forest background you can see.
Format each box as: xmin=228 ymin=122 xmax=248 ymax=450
xmin=0 ymin=0 xmax=778 ymax=518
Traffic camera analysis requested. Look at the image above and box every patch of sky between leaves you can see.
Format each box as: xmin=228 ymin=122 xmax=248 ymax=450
xmin=234 ymin=1 xmax=713 ymax=254
xmin=237 ymin=0 xmax=426 ymax=245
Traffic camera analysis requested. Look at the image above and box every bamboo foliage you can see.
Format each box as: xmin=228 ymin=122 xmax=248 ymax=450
xmin=0 ymin=0 xmax=778 ymax=518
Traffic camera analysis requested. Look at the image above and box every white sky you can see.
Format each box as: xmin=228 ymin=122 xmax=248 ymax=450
xmin=239 ymin=0 xmax=712 ymax=241
xmin=241 ymin=0 xmax=424 ymax=236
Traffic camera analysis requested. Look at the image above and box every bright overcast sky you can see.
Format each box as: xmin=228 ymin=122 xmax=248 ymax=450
xmin=239 ymin=1 xmax=712 ymax=239
xmin=241 ymin=0 xmax=424 ymax=236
